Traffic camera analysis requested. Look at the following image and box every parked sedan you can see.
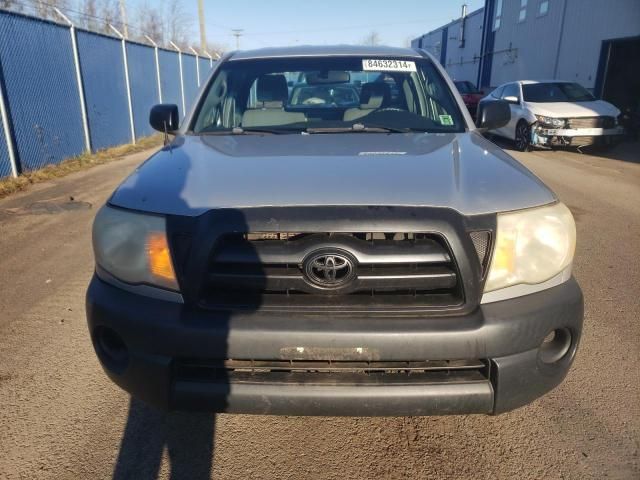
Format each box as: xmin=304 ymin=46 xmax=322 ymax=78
xmin=454 ymin=80 xmax=483 ymax=117
xmin=479 ymin=80 xmax=624 ymax=151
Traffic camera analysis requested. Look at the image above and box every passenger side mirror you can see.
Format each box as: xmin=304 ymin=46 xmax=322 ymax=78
xmin=149 ymin=104 xmax=179 ymax=134
xmin=476 ymin=100 xmax=511 ymax=130
xmin=503 ymin=95 xmax=519 ymax=104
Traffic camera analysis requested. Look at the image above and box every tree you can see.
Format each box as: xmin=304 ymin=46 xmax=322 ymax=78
xmin=76 ymin=0 xmax=118 ymax=34
xmin=205 ymin=41 xmax=225 ymax=59
xmin=0 ymin=0 xmax=23 ymax=11
xmin=165 ymin=0 xmax=193 ymax=47
xmin=132 ymin=0 xmax=193 ymax=48
xmin=134 ymin=0 xmax=164 ymax=43
xmin=362 ymin=31 xmax=381 ymax=46
xmin=27 ymin=0 xmax=70 ymax=20
xmin=79 ymin=0 xmax=98 ymax=31
xmin=97 ymin=0 xmax=120 ymax=34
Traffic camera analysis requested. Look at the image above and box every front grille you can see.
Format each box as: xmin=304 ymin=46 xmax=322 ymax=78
xmin=469 ymin=230 xmax=491 ymax=277
xmin=567 ymin=116 xmax=615 ymax=129
xmin=175 ymin=358 xmax=489 ymax=384
xmin=200 ymin=232 xmax=465 ymax=311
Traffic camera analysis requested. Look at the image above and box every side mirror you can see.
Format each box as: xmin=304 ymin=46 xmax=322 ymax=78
xmin=503 ymin=95 xmax=519 ymax=104
xmin=149 ymin=104 xmax=179 ymax=133
xmin=476 ymin=100 xmax=511 ymax=130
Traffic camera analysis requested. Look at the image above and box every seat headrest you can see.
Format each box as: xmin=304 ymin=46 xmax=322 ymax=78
xmin=360 ymin=82 xmax=391 ymax=109
xmin=256 ymin=75 xmax=289 ymax=107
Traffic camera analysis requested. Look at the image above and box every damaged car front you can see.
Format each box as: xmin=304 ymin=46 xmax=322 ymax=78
xmin=482 ymin=80 xmax=625 ymax=151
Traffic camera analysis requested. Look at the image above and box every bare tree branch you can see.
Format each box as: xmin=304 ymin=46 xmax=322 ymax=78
xmin=361 ymin=31 xmax=381 ymax=46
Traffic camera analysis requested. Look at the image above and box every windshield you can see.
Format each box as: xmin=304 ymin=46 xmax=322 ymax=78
xmin=454 ymin=81 xmax=479 ymax=94
xmin=191 ymin=57 xmax=465 ymax=134
xmin=522 ymin=82 xmax=595 ymax=103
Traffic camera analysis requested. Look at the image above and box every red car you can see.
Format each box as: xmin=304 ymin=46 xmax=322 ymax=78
xmin=454 ymin=81 xmax=484 ymax=118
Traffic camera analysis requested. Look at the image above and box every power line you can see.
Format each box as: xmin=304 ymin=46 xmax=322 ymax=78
xmin=5 ymin=1 xmax=431 ymax=50
xmin=6 ymin=0 xmax=236 ymax=52
xmin=8 ymin=0 xmax=132 ymax=31
xmin=243 ymin=19 xmax=441 ymax=37
xmin=4 ymin=0 xmax=171 ymax=45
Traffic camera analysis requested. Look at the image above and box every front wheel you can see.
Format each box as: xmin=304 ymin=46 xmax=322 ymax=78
xmin=515 ymin=120 xmax=532 ymax=152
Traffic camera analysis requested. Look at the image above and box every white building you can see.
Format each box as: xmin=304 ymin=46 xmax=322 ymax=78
xmin=412 ymin=0 xmax=640 ymax=110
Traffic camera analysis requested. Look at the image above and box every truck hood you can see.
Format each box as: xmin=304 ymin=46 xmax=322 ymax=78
xmin=526 ymin=100 xmax=620 ymax=118
xmin=109 ymin=132 xmax=556 ymax=217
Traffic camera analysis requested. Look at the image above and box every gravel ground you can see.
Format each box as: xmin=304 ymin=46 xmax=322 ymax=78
xmin=0 ymin=141 xmax=638 ymax=479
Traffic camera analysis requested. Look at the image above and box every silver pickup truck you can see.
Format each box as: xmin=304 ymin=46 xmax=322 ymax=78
xmin=86 ymin=46 xmax=583 ymax=416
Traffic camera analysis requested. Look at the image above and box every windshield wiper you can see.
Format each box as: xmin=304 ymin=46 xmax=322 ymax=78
xmin=306 ymin=123 xmax=428 ymax=134
xmin=306 ymin=123 xmax=407 ymax=134
xmin=200 ymin=127 xmax=297 ymax=135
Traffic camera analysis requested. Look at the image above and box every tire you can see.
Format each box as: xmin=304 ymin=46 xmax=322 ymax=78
xmin=515 ymin=120 xmax=531 ymax=152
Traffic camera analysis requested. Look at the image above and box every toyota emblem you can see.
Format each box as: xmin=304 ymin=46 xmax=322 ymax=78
xmin=303 ymin=250 xmax=356 ymax=289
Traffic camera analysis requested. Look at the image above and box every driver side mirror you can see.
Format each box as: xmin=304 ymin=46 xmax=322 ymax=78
xmin=503 ymin=95 xmax=519 ymax=104
xmin=476 ymin=100 xmax=511 ymax=130
xmin=149 ymin=104 xmax=179 ymax=133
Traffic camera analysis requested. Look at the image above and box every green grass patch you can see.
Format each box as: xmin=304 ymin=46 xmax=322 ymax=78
xmin=0 ymin=135 xmax=162 ymax=200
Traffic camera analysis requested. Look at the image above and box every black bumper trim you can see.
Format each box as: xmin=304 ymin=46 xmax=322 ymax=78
xmin=173 ymin=377 xmax=494 ymax=416
xmin=86 ymin=275 xmax=583 ymax=415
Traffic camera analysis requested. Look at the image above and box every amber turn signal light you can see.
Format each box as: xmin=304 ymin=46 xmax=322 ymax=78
xmin=147 ymin=232 xmax=177 ymax=284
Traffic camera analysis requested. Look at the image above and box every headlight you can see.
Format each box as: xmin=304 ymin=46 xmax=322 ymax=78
xmin=484 ymin=203 xmax=576 ymax=293
xmin=92 ymin=206 xmax=179 ymax=291
xmin=535 ymin=115 xmax=566 ymax=128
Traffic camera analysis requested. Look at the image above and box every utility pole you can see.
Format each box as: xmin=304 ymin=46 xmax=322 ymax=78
xmin=232 ymin=29 xmax=243 ymax=50
xmin=198 ymin=0 xmax=207 ymax=51
xmin=119 ymin=0 xmax=128 ymax=38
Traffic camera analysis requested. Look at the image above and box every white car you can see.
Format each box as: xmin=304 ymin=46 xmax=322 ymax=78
xmin=479 ymin=80 xmax=624 ymax=151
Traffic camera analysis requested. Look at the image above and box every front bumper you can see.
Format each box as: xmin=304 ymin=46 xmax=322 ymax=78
xmin=532 ymin=125 xmax=625 ymax=146
xmin=86 ymin=275 xmax=583 ymax=416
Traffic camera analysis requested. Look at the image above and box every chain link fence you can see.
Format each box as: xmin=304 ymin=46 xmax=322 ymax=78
xmin=0 ymin=10 xmax=215 ymax=179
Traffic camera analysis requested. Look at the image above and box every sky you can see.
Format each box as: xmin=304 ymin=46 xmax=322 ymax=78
xmin=129 ymin=0 xmax=485 ymax=51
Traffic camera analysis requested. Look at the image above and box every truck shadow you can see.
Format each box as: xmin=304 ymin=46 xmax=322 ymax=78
xmin=113 ymin=399 xmax=216 ymax=479
xmin=107 ymin=164 xmax=265 ymax=479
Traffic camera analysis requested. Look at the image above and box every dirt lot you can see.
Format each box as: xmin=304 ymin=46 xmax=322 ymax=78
xmin=0 ymin=141 xmax=638 ymax=479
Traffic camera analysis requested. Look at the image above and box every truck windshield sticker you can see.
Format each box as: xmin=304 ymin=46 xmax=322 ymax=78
xmin=362 ymin=59 xmax=417 ymax=72
xmin=439 ymin=115 xmax=454 ymax=126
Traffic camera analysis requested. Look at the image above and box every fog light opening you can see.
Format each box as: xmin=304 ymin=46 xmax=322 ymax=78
xmin=94 ymin=326 xmax=129 ymax=374
xmin=539 ymin=328 xmax=572 ymax=364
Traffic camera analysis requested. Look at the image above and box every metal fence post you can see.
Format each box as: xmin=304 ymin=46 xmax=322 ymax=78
xmin=0 ymin=73 xmax=18 ymax=177
xmin=145 ymin=35 xmax=163 ymax=103
xmin=190 ymin=47 xmax=200 ymax=86
xmin=110 ymin=24 xmax=136 ymax=144
xmin=205 ymin=51 xmax=213 ymax=68
xmin=170 ymin=41 xmax=186 ymax=116
xmin=54 ymin=8 xmax=91 ymax=153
